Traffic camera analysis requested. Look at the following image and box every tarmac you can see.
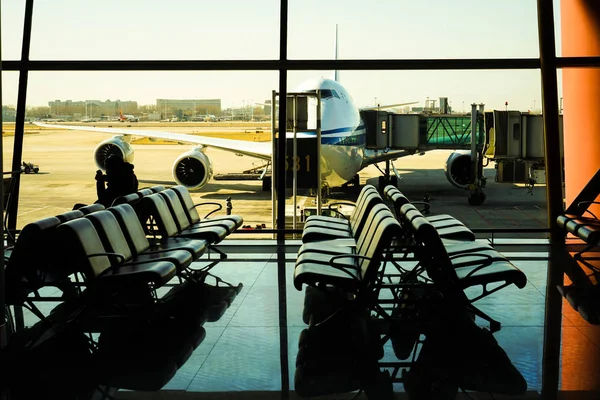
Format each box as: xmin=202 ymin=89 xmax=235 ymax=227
xmin=2 ymin=123 xmax=549 ymax=236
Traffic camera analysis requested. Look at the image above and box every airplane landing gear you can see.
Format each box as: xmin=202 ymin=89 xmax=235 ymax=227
xmin=378 ymin=175 xmax=398 ymax=191
xmin=342 ymin=174 xmax=361 ymax=191
xmin=352 ymin=174 xmax=360 ymax=187
xmin=468 ymin=188 xmax=487 ymax=206
xmin=262 ymin=176 xmax=272 ymax=192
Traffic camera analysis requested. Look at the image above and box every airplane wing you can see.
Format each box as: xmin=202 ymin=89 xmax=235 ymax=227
xmin=34 ymin=122 xmax=272 ymax=160
xmin=359 ymin=101 xmax=419 ymax=111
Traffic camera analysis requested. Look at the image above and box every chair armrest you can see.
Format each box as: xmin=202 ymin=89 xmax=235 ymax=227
xmin=449 ymin=253 xmax=493 ymax=262
xmin=410 ymin=201 xmax=431 ymax=215
xmin=327 ymin=201 xmax=357 ymax=221
xmin=578 ymin=201 xmax=599 ymax=219
xmin=328 ymin=201 xmax=356 ymax=209
xmin=329 ymin=253 xmax=372 ymax=281
xmin=87 ymin=252 xmax=126 ymax=279
xmin=193 ymin=202 xmax=223 ymax=219
xmin=87 ymin=252 xmax=125 ymax=264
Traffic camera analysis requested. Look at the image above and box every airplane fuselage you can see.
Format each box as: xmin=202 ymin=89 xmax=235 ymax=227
xmin=294 ymin=78 xmax=405 ymax=188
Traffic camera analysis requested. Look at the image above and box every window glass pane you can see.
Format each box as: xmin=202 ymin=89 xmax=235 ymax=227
xmin=288 ymin=69 xmax=550 ymax=234
xmin=29 ymin=0 xmax=280 ymax=60
xmin=13 ymin=71 xmax=277 ymax=231
xmin=2 ymin=72 xmax=19 ymax=175
xmin=289 ymin=0 xmax=540 ymax=59
xmin=289 ymin=69 xmax=542 ymax=111
xmin=1 ymin=0 xmax=25 ymax=59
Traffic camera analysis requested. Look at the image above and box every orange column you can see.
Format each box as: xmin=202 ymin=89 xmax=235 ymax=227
xmin=560 ymin=2 xmax=600 ymax=392
xmin=561 ymin=0 xmax=600 ymax=213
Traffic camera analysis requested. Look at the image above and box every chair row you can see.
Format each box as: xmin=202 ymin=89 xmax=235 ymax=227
xmin=3 ymin=186 xmax=244 ymax=393
xmin=300 ymin=184 xmax=476 ymax=247
xmin=557 ymin=188 xmax=600 ymax=324
xmin=383 ymin=185 xmax=476 ymax=242
xmin=291 ymin=186 xmax=528 ymax=398
xmin=115 ymin=185 xmax=243 ymax=260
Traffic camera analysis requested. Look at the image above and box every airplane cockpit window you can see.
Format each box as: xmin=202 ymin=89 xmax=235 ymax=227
xmin=305 ymin=89 xmax=336 ymax=99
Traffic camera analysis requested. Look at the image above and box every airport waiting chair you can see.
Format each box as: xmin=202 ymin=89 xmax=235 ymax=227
xmin=108 ymin=202 xmax=242 ymax=319
xmin=55 ymin=209 xmax=85 ymax=223
xmin=56 ymin=217 xmax=177 ymax=291
xmin=557 ymin=205 xmax=600 ymax=260
xmin=137 ymin=188 xmax=155 ymax=198
xmin=293 ymin=207 xmax=401 ymax=398
xmin=139 ymin=193 xmax=229 ymax=260
xmin=384 ymin=185 xmax=475 ymax=241
xmin=159 ymin=188 xmax=239 ymax=235
xmin=392 ymin=206 xmax=527 ymax=333
xmin=111 ymin=193 xmax=140 ymax=207
xmin=392 ymin=214 xmax=527 ymax=396
xmin=301 ymin=188 xmax=384 ymax=244
xmin=85 ymin=210 xmax=195 ymax=275
xmin=78 ymin=203 xmax=105 ymax=215
xmin=141 ymin=192 xmax=229 ymax=243
xmin=295 ymin=204 xmax=401 ymax=296
xmin=303 ymin=184 xmax=379 ymax=228
xmin=297 ymin=203 xmax=394 ymax=259
xmin=170 ymin=185 xmax=244 ymax=230
xmin=296 ymin=203 xmax=398 ymax=325
xmin=149 ymin=185 xmax=166 ymax=193
xmin=3 ymin=216 xmax=76 ymax=328
xmin=556 ymin=169 xmax=600 ymax=262
xmin=397 ymin=203 xmax=492 ymax=256
xmin=109 ymin=203 xmax=207 ymax=261
xmin=87 ymin=208 xmax=238 ymax=321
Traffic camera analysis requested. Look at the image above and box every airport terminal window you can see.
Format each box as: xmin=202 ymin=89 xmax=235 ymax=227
xmin=14 ymin=70 xmax=278 ymax=230
xmin=26 ymin=0 xmax=281 ymax=60
xmin=0 ymin=1 xmax=25 ymax=60
xmin=4 ymin=0 xmax=596 ymax=398
xmin=287 ymin=0 xmax=541 ymax=60
xmin=0 ymin=1 xmax=567 ymax=235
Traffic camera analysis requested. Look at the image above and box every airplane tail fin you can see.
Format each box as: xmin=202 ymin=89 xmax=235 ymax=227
xmin=334 ymin=24 xmax=339 ymax=82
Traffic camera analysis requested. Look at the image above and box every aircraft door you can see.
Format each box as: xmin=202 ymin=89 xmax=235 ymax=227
xmin=362 ymin=110 xmax=389 ymax=150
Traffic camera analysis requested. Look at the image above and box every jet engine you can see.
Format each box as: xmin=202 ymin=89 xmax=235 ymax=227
xmin=94 ymin=136 xmax=134 ymax=170
xmin=444 ymin=150 xmax=472 ymax=189
xmin=172 ymin=147 xmax=214 ymax=190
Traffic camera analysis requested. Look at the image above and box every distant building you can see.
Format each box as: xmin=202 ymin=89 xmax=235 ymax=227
xmin=156 ymin=99 xmax=221 ymax=119
xmin=48 ymin=99 xmax=138 ymax=118
xmin=2 ymin=106 xmax=17 ymax=122
xmin=148 ymin=112 xmax=161 ymax=121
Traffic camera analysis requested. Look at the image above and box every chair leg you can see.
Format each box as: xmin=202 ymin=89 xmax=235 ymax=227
xmin=574 ymin=244 xmax=596 ymax=260
xmin=209 ymin=244 xmax=228 ymax=260
xmin=466 ymin=304 xmax=501 ymax=333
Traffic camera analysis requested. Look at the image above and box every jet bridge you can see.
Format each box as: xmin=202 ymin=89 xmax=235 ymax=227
xmin=362 ymin=108 xmax=564 ymax=205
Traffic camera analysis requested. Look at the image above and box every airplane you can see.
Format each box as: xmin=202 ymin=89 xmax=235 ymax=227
xmin=34 ymin=77 xmax=440 ymax=193
xmin=119 ymin=110 xmax=139 ymax=122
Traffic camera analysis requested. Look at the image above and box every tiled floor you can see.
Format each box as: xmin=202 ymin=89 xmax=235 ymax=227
xmin=11 ymin=247 xmax=600 ymax=398
xmin=134 ymin=249 xmax=600 ymax=397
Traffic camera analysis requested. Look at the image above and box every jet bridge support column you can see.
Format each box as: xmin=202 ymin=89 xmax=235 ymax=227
xmin=561 ymin=0 xmax=600 ymax=215
xmin=467 ymin=104 xmax=487 ymax=205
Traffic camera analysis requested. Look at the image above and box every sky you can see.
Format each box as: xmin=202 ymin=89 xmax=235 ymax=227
xmin=1 ymin=0 xmax=565 ymax=112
